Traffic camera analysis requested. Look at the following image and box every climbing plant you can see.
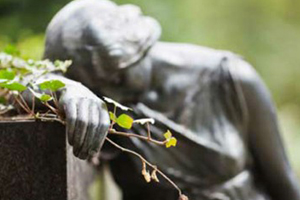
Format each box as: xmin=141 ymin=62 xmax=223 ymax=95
xmin=0 ymin=49 xmax=188 ymax=200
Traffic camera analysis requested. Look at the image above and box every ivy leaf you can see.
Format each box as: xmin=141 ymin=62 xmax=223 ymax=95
xmin=116 ymin=114 xmax=133 ymax=129
xmin=133 ymin=118 xmax=155 ymax=125
xmin=109 ymin=111 xmax=117 ymax=122
xmin=166 ymin=137 xmax=177 ymax=148
xmin=0 ymin=69 xmax=15 ymax=80
xmin=29 ymin=88 xmax=53 ymax=102
xmin=39 ymin=94 xmax=53 ymax=102
xmin=0 ymin=81 xmax=27 ymax=92
xmin=103 ymin=96 xmax=132 ymax=111
xmin=39 ymin=79 xmax=65 ymax=92
xmin=164 ymin=130 xmax=177 ymax=148
xmin=54 ymin=60 xmax=72 ymax=73
xmin=164 ymin=130 xmax=172 ymax=140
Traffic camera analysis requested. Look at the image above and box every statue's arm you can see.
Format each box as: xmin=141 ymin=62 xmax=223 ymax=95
xmin=28 ymin=73 xmax=110 ymax=160
xmin=234 ymin=59 xmax=300 ymax=200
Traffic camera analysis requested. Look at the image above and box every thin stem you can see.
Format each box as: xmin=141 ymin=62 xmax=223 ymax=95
xmin=18 ymin=94 xmax=32 ymax=114
xmin=36 ymin=116 xmax=65 ymax=125
xmin=24 ymin=114 xmax=66 ymax=125
xmin=44 ymin=101 xmax=59 ymax=116
xmin=31 ymin=94 xmax=35 ymax=112
xmin=108 ymin=129 xmax=166 ymax=146
xmin=51 ymin=91 xmax=59 ymax=109
xmin=146 ymin=122 xmax=151 ymax=140
xmin=113 ymin=105 xmax=117 ymax=116
xmin=105 ymin=137 xmax=182 ymax=196
xmin=13 ymin=95 xmax=31 ymax=114
xmin=109 ymin=105 xmax=117 ymax=130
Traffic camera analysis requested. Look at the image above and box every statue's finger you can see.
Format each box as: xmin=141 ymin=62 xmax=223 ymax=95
xmin=88 ymin=106 xmax=110 ymax=157
xmin=73 ymin=99 xmax=90 ymax=157
xmin=65 ymin=99 xmax=77 ymax=146
xmin=77 ymin=102 xmax=99 ymax=159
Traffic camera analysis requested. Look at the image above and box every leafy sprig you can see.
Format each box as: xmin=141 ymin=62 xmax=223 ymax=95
xmin=0 ymin=51 xmax=187 ymax=200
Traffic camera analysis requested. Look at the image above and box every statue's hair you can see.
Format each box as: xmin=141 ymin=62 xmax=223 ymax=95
xmin=44 ymin=0 xmax=161 ymax=83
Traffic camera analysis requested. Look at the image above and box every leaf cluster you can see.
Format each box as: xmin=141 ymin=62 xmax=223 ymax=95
xmin=0 ymin=51 xmax=70 ymax=110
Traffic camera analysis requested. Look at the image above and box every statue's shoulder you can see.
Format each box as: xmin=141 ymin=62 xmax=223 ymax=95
xmin=152 ymin=42 xmax=262 ymax=92
xmin=150 ymin=42 xmax=254 ymax=76
xmin=223 ymin=54 xmax=260 ymax=88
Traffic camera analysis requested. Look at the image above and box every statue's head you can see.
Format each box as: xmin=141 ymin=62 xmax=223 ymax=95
xmin=85 ymin=0 xmax=161 ymax=70
xmin=45 ymin=0 xmax=161 ymax=101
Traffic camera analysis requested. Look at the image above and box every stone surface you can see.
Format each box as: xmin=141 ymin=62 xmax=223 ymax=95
xmin=0 ymin=121 xmax=98 ymax=200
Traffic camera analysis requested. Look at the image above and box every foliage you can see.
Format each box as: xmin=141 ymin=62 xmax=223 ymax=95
xmin=0 ymin=51 xmax=184 ymax=199
xmin=0 ymin=51 xmax=71 ymax=117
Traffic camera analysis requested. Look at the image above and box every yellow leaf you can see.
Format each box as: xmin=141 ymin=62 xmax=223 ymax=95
xmin=164 ymin=130 xmax=172 ymax=139
xmin=166 ymin=137 xmax=177 ymax=148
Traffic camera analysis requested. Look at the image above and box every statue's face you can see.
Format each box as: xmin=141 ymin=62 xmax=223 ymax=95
xmin=85 ymin=1 xmax=160 ymax=102
xmin=98 ymin=56 xmax=153 ymax=104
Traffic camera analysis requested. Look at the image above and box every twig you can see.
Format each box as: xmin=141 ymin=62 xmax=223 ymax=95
xmin=146 ymin=122 xmax=151 ymax=140
xmin=105 ymin=137 xmax=182 ymax=196
xmin=18 ymin=94 xmax=32 ymax=114
xmin=13 ymin=95 xmax=31 ymax=114
xmin=51 ymin=91 xmax=59 ymax=109
xmin=36 ymin=116 xmax=65 ymax=124
xmin=31 ymin=94 xmax=35 ymax=112
xmin=109 ymin=105 xmax=117 ymax=129
xmin=108 ymin=129 xmax=166 ymax=146
xmin=44 ymin=101 xmax=59 ymax=116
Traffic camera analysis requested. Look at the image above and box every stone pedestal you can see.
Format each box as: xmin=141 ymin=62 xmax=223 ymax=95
xmin=0 ymin=121 xmax=99 ymax=200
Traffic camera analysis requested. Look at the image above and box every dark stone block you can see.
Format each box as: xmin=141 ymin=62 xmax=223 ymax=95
xmin=0 ymin=121 xmax=97 ymax=200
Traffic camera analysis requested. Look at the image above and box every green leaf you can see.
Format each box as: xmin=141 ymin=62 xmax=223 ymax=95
xmin=116 ymin=114 xmax=133 ymax=129
xmin=0 ymin=69 xmax=15 ymax=80
xmin=54 ymin=60 xmax=72 ymax=73
xmin=39 ymin=94 xmax=53 ymax=102
xmin=39 ymin=79 xmax=65 ymax=92
xmin=109 ymin=111 xmax=117 ymax=122
xmin=29 ymin=88 xmax=53 ymax=102
xmin=0 ymin=81 xmax=27 ymax=92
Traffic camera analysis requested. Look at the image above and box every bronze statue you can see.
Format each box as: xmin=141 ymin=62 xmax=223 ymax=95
xmin=42 ymin=0 xmax=300 ymax=199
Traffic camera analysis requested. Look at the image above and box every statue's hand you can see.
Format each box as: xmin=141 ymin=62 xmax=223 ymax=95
xmin=59 ymin=83 xmax=110 ymax=159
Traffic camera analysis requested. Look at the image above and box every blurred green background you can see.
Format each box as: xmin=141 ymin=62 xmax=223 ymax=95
xmin=0 ymin=0 xmax=299 ymax=178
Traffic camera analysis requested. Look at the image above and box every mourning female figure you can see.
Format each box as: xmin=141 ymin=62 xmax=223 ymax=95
xmin=42 ymin=0 xmax=300 ymax=199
